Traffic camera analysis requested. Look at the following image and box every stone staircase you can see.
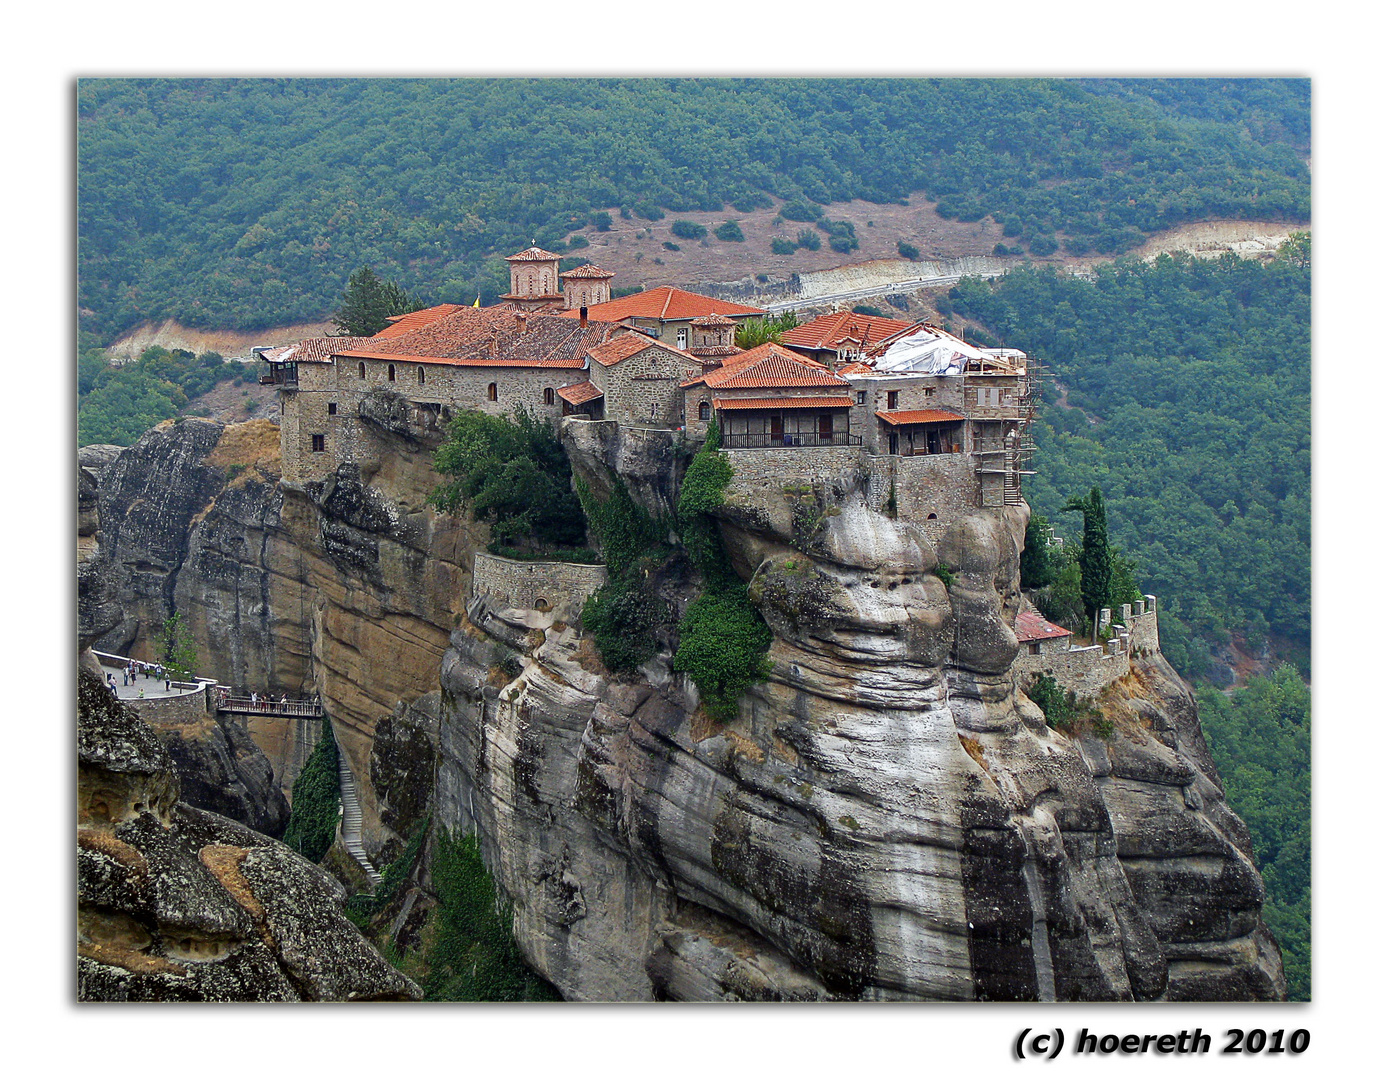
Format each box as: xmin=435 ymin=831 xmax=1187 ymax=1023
xmin=336 ymin=748 xmax=382 ymax=888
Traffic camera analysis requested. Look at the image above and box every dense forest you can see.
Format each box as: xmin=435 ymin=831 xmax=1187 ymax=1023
xmin=78 ymin=78 xmax=1309 ymax=339
xmin=1196 ymin=668 xmax=1311 ymax=1001
xmin=947 ymin=239 xmax=1310 ymax=682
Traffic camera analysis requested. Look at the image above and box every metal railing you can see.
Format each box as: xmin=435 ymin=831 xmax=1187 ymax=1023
xmin=722 ymin=431 xmax=862 ymax=449
xmin=217 ymin=694 xmax=322 ymax=718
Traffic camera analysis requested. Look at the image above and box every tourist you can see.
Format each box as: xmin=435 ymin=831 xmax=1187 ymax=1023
xmin=106 ymin=673 xmax=118 ymax=695
xmin=250 ymin=691 xmax=258 ymax=708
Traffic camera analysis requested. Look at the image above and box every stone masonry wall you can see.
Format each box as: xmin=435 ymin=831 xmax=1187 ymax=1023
xmin=1014 ymin=597 xmax=1161 ymax=699
xmin=592 ymin=344 xmax=701 ymax=429
xmin=723 ymin=446 xmax=864 ymax=501
xmin=471 ymin=553 xmax=608 ymax=622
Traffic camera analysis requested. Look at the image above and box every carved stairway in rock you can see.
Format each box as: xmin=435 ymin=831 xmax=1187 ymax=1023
xmin=337 ymin=750 xmax=382 ymax=888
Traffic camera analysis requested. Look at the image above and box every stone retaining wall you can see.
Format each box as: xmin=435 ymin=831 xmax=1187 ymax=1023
xmin=471 ymin=553 xmax=608 ymax=621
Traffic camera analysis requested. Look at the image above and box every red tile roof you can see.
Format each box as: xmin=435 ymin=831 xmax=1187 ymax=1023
xmin=682 ymin=342 xmax=847 ymax=390
xmin=714 ymin=396 xmax=853 ymax=411
xmin=782 ymin=312 xmax=915 ymax=351
xmin=558 ymin=381 xmax=603 ymax=405
xmin=505 ymin=246 xmax=563 ymax=262
xmin=560 ymin=263 xmax=614 ymax=279
xmin=875 ymin=409 xmax=966 ymax=426
xmin=334 ymin=308 xmax=619 ymax=369
xmin=373 ymin=304 xmax=468 ymax=339
xmin=559 ymin=286 xmax=766 ymax=323
xmin=585 ymin=332 xmax=702 ymax=369
xmin=1015 ymin=607 xmax=1072 ymax=642
xmin=264 ymin=336 xmax=376 ymax=364
xmin=692 ymin=312 xmax=736 ymax=326
xmin=836 ymin=360 xmax=875 ymax=376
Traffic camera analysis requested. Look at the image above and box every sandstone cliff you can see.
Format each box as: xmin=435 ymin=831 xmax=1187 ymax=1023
xmin=411 ymin=425 xmax=1283 ymax=1001
xmin=81 ymin=406 xmax=486 ymax=851
xmin=77 ymin=666 xmax=420 ymax=1001
xmin=82 ymin=411 xmax=1284 ymax=1002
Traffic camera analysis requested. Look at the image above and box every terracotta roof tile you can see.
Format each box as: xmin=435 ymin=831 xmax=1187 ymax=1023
xmin=266 ymin=336 xmax=376 ymax=364
xmin=1015 ymin=607 xmax=1071 ymax=642
xmin=373 ymin=304 xmax=468 ymax=339
xmin=560 ymin=263 xmax=615 ymax=279
xmin=557 ymin=381 xmax=603 ymax=405
xmin=585 ymin=332 xmax=702 ymax=369
xmin=505 ymin=246 xmax=563 ymax=262
xmin=682 ymin=343 xmax=847 ymax=390
xmin=782 ymin=312 xmax=915 ymax=351
xmin=559 ymin=286 xmax=766 ymax=323
xmin=714 ymin=396 xmax=853 ymax=411
xmin=333 ymin=308 xmax=619 ymax=369
xmin=691 ymin=312 xmax=736 ymax=326
xmin=874 ymin=409 xmax=966 ymax=426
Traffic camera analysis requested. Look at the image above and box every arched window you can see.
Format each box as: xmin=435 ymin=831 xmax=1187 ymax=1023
xmin=388 ymin=363 xmax=396 ymax=382
xmin=544 ymin=387 xmax=555 ymax=405
xmin=417 ymin=366 xmax=425 ymax=384
xmin=698 ymin=401 xmax=710 ymax=421
xmin=358 ymin=362 xmax=366 ymax=380
xmin=488 ymin=383 xmax=498 ymax=402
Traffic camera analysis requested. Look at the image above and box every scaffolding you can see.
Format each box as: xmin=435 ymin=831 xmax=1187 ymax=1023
xmin=975 ymin=363 xmax=1038 ymax=507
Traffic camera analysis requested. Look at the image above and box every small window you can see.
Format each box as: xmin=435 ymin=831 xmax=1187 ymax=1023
xmin=488 ymin=383 xmax=498 ymax=402
xmin=544 ymin=387 xmax=555 ymax=405
xmin=698 ymin=401 xmax=710 ymax=421
xmin=388 ymin=363 xmax=396 ymax=382
xmin=327 ymin=402 xmax=337 ymax=416
xmin=887 ymin=390 xmax=899 ymax=409
xmin=924 ymin=387 xmax=935 ymax=398
xmin=418 ymin=366 xmax=425 ymax=384
xmin=311 ymin=434 xmax=326 ymax=453
xmin=358 ymin=362 xmax=366 ymax=380
xmin=856 ymin=391 xmax=866 ymax=405
xmin=1028 ymin=642 xmax=1041 ymax=655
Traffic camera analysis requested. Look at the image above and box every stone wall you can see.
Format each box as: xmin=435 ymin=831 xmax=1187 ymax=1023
xmin=1014 ymin=596 xmax=1162 ymax=699
xmin=471 ymin=553 xmax=608 ymax=622
xmin=591 ymin=344 xmax=700 ymax=428
xmin=723 ymin=446 xmax=864 ymax=501
xmin=120 ymin=685 xmax=214 ymax=726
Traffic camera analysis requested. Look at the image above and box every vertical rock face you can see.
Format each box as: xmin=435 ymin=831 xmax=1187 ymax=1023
xmin=77 ymin=667 xmax=420 ymax=1001
xmin=432 ymin=450 xmax=1283 ymax=1001
xmin=81 ymin=409 xmax=486 ymax=849
xmin=84 ymin=413 xmax=1283 ymax=1002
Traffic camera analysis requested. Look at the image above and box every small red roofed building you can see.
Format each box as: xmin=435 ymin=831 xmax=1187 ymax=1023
xmin=1013 ymin=602 xmax=1073 ymax=657
xmin=585 ymin=334 xmax=704 ymax=427
xmin=688 ymin=312 xmax=740 ymax=369
xmin=681 ymin=342 xmax=855 ymax=448
xmin=562 ymin=286 xmax=766 ymax=351
xmin=781 ymin=311 xmax=916 ymax=369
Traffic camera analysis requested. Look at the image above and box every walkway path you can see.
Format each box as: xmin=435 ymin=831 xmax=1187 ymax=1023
xmin=337 ymin=751 xmax=381 ymax=887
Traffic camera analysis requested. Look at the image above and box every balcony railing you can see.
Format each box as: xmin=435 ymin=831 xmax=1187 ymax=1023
xmin=722 ymin=431 xmax=862 ymax=449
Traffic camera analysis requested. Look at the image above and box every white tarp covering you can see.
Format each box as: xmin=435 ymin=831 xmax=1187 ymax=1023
xmin=870 ymin=327 xmax=995 ymax=374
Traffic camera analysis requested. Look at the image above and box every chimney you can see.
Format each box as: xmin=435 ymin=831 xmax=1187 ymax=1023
xmin=515 ymin=312 xmax=527 ymax=333
xmin=580 ymin=305 xmax=588 ymax=328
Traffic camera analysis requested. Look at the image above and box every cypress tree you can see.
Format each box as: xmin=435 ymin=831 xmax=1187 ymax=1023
xmin=1062 ymin=487 xmax=1111 ymax=641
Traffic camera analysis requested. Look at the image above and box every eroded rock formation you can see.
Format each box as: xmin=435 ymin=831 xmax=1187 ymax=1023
xmin=424 ymin=426 xmax=1283 ymax=1000
xmin=77 ymin=666 xmax=420 ymax=1001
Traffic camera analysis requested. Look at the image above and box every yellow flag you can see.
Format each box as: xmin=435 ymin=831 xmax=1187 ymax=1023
xmin=473 ymin=294 xmax=481 ymax=308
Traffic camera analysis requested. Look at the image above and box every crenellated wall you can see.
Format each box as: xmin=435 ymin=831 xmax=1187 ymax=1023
xmin=1014 ymin=596 xmax=1161 ymax=698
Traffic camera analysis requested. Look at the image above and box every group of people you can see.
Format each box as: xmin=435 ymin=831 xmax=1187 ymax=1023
xmin=105 ymin=659 xmax=173 ymax=697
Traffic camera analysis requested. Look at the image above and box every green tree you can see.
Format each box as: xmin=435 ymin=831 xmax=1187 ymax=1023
xmin=431 ymin=409 xmax=587 ymax=552
xmin=1061 ymin=486 xmax=1111 ymax=640
xmin=1020 ymin=511 xmax=1056 ymax=589
xmin=332 ymin=266 xmax=424 ymax=337
xmin=282 ymin=718 xmax=341 ymax=864
xmin=159 ymin=613 xmax=198 ymax=680
xmin=714 ymin=220 xmax=744 ymax=242
xmin=733 ymin=312 xmax=799 ymax=350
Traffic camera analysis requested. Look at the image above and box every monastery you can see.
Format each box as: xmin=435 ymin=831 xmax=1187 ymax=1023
xmin=261 ymin=246 xmax=1035 ymax=525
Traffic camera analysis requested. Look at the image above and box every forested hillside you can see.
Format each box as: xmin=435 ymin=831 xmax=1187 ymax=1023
xmin=78 ymin=78 xmax=1309 ymax=340
xmin=947 ymin=239 xmax=1310 ymax=680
